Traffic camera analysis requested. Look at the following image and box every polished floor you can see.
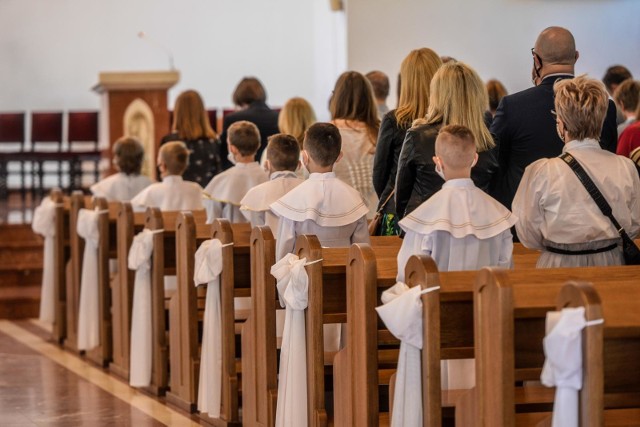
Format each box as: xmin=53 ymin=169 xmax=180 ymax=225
xmin=0 ymin=320 xmax=201 ymax=426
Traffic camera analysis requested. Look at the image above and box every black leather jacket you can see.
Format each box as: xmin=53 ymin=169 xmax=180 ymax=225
xmin=395 ymin=122 xmax=498 ymax=219
xmin=372 ymin=111 xmax=409 ymax=215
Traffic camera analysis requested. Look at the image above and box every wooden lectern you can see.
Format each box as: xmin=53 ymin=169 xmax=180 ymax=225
xmin=93 ymin=71 xmax=180 ymax=180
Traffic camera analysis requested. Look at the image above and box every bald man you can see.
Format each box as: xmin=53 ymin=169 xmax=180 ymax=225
xmin=490 ymin=26 xmax=618 ymax=213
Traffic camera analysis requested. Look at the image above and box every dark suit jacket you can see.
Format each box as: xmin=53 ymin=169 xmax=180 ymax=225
xmin=489 ymin=74 xmax=618 ymax=210
xmin=219 ymin=101 xmax=280 ymax=169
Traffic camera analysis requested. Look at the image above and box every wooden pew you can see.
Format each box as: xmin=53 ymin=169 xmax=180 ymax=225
xmin=166 ymin=211 xmax=212 ymax=412
xmin=51 ymin=188 xmax=71 ymax=344
xmin=110 ymin=202 xmax=146 ymax=380
xmin=84 ymin=197 xmax=117 ymax=367
xmin=242 ymin=226 xmax=278 ymax=427
xmin=470 ymin=266 xmax=640 ymax=426
xmin=241 ymin=233 xmax=401 ymax=427
xmin=198 ymin=219 xmax=251 ymax=426
xmin=64 ymin=191 xmax=89 ymax=352
xmin=294 ymin=235 xmax=402 ymax=427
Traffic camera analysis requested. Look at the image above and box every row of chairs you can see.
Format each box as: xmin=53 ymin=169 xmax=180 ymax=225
xmin=0 ymin=111 xmax=101 ymax=199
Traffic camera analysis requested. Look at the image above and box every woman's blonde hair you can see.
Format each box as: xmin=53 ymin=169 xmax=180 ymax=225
xmin=395 ymin=48 xmax=442 ymax=127
xmin=554 ymin=75 xmax=609 ymax=141
xmin=278 ymin=97 xmax=317 ymax=147
xmin=419 ymin=62 xmax=494 ymax=152
xmin=329 ymin=71 xmax=380 ymax=146
xmin=172 ymin=90 xmax=217 ymax=141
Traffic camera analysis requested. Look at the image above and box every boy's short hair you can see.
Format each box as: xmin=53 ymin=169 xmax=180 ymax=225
xmin=436 ymin=125 xmax=476 ymax=169
xmin=113 ymin=136 xmax=145 ymax=175
xmin=303 ymin=122 xmax=342 ymax=167
xmin=228 ymin=120 xmax=261 ymax=156
xmin=159 ymin=140 xmax=190 ymax=175
xmin=614 ymin=79 xmax=640 ymax=113
xmin=267 ymin=133 xmax=300 ymax=171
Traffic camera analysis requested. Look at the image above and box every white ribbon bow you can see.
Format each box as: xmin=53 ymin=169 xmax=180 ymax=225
xmin=271 ymin=253 xmax=320 ymax=427
xmin=376 ymin=282 xmax=440 ymax=427
xmin=194 ymin=238 xmax=231 ymax=417
xmin=76 ymin=208 xmax=105 ymax=351
xmin=128 ymin=228 xmax=163 ymax=387
xmin=31 ymin=198 xmax=60 ymax=324
xmin=541 ymin=307 xmax=604 ymax=427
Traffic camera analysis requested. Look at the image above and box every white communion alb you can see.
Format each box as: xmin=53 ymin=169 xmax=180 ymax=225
xmin=270 ymin=172 xmax=370 ymax=261
xmin=90 ymin=172 xmax=152 ymax=202
xmin=130 ymin=175 xmax=204 ymax=212
xmin=203 ymin=162 xmax=268 ymax=224
xmin=240 ymin=170 xmax=303 ymax=233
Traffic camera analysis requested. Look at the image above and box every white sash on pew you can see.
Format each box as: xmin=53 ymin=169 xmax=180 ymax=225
xmin=32 ymin=197 xmax=59 ymax=324
xmin=376 ymin=282 xmax=439 ymax=427
xmin=271 ymin=253 xmax=321 ymax=427
xmin=128 ymin=228 xmax=163 ymax=387
xmin=76 ymin=208 xmax=105 ymax=351
xmin=193 ymin=238 xmax=231 ymax=417
xmin=541 ymin=307 xmax=604 ymax=427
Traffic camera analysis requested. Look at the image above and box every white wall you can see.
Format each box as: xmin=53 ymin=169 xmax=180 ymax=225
xmin=346 ymin=0 xmax=640 ymax=106
xmin=0 ymin=0 xmax=346 ymax=119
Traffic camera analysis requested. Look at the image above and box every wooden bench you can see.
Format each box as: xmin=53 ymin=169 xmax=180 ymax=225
xmin=241 ymin=233 xmax=401 ymax=427
xmin=64 ymin=191 xmax=92 ymax=352
xmin=166 ymin=211 xmax=212 ymax=412
xmin=51 ymin=188 xmax=70 ymax=344
xmin=83 ymin=197 xmax=118 ymax=367
xmin=110 ymin=202 xmax=146 ymax=380
xmin=467 ymin=266 xmax=640 ymax=426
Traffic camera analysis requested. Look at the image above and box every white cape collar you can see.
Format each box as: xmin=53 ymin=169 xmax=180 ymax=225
xmin=399 ymin=178 xmax=517 ymax=239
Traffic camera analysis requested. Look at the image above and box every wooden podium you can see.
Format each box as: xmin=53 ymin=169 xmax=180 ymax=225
xmin=93 ymin=71 xmax=180 ymax=180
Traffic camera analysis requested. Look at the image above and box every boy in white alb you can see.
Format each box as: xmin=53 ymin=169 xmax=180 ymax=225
xmin=203 ymin=120 xmax=268 ymax=223
xmin=397 ymin=124 xmax=516 ymax=280
xmin=240 ymin=133 xmax=304 ymax=233
xmin=90 ymin=136 xmax=152 ymax=201
xmin=271 ymin=122 xmax=370 ymax=261
xmin=395 ymin=125 xmax=516 ymax=391
xmin=130 ymin=141 xmax=204 ymax=211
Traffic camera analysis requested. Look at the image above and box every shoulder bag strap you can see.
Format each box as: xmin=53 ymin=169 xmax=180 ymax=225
xmin=559 ymin=152 xmax=625 ymax=234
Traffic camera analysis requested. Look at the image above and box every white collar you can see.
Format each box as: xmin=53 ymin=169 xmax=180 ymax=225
xmin=562 ymin=139 xmax=601 ymax=153
xmin=442 ymin=178 xmax=474 ymax=189
xmin=270 ymin=170 xmax=298 ymax=180
xmin=234 ymin=161 xmax=261 ymax=169
xmin=162 ymin=175 xmax=184 ymax=184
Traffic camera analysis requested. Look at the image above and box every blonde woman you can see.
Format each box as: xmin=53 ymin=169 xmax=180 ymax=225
xmin=330 ymin=71 xmax=381 ymax=218
xmin=162 ymin=90 xmax=222 ymax=185
xmin=513 ymin=76 xmax=640 ymax=267
xmin=372 ymin=48 xmax=442 ymax=235
xmin=395 ymin=62 xmax=498 ymax=218
xmin=278 ymin=97 xmax=316 ymax=147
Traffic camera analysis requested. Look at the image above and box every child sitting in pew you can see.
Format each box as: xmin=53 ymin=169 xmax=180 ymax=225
xmin=203 ymin=120 xmax=268 ymax=223
xmin=271 ymin=122 xmax=370 ymax=261
xmin=130 ymin=140 xmax=204 ymax=211
xmin=90 ymin=136 xmax=152 ymax=201
xmin=396 ymin=124 xmax=516 ymax=281
xmin=240 ymin=133 xmax=304 ymax=233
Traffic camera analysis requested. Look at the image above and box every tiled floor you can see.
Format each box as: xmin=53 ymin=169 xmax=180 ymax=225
xmin=0 ymin=320 xmax=200 ymax=426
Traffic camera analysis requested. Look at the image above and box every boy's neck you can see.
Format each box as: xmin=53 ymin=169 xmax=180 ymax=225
xmin=444 ymin=168 xmax=471 ymax=181
xmin=235 ymin=155 xmax=256 ymax=164
xmin=270 ymin=168 xmax=297 ymax=176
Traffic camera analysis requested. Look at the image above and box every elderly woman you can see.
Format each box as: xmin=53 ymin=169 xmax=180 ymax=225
xmin=513 ymin=76 xmax=640 ymax=267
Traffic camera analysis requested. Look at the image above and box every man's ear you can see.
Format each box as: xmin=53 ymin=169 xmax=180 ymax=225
xmin=335 ymin=151 xmax=344 ymax=164
xmin=574 ymin=50 xmax=580 ymax=63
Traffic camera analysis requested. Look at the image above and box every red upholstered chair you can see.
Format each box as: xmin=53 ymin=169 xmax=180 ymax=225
xmin=31 ymin=111 xmax=66 ymax=196
xmin=207 ymin=109 xmax=218 ymax=133
xmin=68 ymin=111 xmax=101 ymax=188
xmin=0 ymin=112 xmax=26 ymax=199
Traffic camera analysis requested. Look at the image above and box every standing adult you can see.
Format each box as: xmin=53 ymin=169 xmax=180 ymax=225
xmin=219 ymin=77 xmax=280 ymax=169
xmin=330 ymin=71 xmax=380 ymax=218
xmin=395 ymin=62 xmax=498 ymax=219
xmin=372 ymin=48 xmax=442 ymax=235
xmin=365 ymin=70 xmax=391 ymax=119
xmin=513 ymin=76 xmax=640 ymax=267
xmin=490 ymin=27 xmax=618 ymax=210
xmin=161 ymin=90 xmax=222 ymax=186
